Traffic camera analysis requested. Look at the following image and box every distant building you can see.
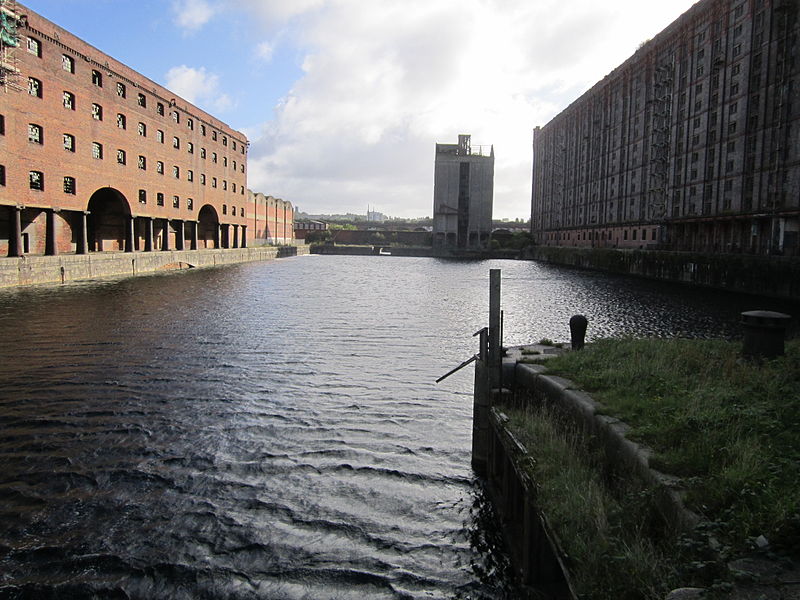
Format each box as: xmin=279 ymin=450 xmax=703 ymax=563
xmin=248 ymin=192 xmax=294 ymax=245
xmin=433 ymin=134 xmax=495 ymax=249
xmin=366 ymin=207 xmax=387 ymax=222
xmin=293 ymin=219 xmax=327 ymax=241
xmin=530 ymin=0 xmax=799 ymax=256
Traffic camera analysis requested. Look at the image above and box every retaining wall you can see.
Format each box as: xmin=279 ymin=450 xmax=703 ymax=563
xmin=526 ymin=246 xmax=800 ymax=301
xmin=0 ymin=245 xmax=309 ymax=288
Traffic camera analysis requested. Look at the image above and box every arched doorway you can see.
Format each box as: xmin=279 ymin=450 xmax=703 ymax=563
xmin=198 ymin=204 xmax=220 ymax=249
xmin=87 ymin=188 xmax=131 ymax=252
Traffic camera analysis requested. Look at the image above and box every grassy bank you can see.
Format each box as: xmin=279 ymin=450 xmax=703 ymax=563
xmin=504 ymin=338 xmax=799 ymax=598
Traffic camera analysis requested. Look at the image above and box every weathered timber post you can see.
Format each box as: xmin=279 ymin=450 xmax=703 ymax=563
xmin=489 ymin=269 xmax=502 ymax=390
xmin=473 ymin=269 xmax=503 ymax=475
xmin=472 ymin=326 xmax=489 ymax=475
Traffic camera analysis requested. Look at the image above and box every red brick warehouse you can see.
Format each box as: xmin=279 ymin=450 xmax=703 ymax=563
xmin=0 ymin=1 xmax=251 ymax=257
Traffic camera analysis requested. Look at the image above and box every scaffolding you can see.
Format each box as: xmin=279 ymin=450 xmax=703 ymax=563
xmin=0 ymin=0 xmax=23 ymax=92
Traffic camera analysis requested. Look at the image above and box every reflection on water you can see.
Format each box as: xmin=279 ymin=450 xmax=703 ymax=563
xmin=0 ymin=256 xmax=795 ymax=599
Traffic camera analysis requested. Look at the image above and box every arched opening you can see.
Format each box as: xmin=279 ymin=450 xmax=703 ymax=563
xmin=198 ymin=204 xmax=219 ymax=249
xmin=87 ymin=188 xmax=131 ymax=252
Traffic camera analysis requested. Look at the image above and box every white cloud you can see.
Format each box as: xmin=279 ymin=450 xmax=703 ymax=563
xmin=238 ymin=0 xmax=699 ymax=218
xmin=165 ymin=65 xmax=235 ymax=114
xmin=256 ymin=40 xmax=274 ymax=62
xmin=172 ymin=0 xmax=217 ymax=32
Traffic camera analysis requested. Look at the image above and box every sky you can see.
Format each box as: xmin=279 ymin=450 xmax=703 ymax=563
xmin=23 ymin=0 xmax=699 ymax=219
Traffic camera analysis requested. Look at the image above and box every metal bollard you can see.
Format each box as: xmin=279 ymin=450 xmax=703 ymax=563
xmin=741 ymin=310 xmax=791 ymax=360
xmin=569 ymin=314 xmax=588 ymax=350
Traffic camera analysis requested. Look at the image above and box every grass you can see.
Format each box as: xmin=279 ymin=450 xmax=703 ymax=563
xmin=506 ymin=404 xmax=680 ymax=599
xmin=502 ymin=338 xmax=800 ymax=598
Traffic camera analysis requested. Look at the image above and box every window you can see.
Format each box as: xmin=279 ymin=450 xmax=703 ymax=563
xmin=156 ymin=161 xmax=164 ymax=174
xmin=173 ymin=165 xmax=180 ymax=178
xmin=232 ymin=183 xmax=236 ymax=193
xmin=200 ymin=174 xmax=206 ymax=185
xmin=241 ymin=145 xmax=245 ymax=155
xmin=201 ymin=124 xmax=206 ymax=136
xmin=138 ymin=155 xmax=146 ymax=170
xmin=62 ymin=54 xmax=74 ymax=73
xmin=187 ymin=118 xmax=193 ymax=130
xmin=232 ymin=140 xmax=237 ymax=151
xmin=188 ymin=170 xmax=193 ymax=182
xmin=212 ymin=131 xmax=218 ymax=141
xmin=92 ymin=69 xmax=102 ymax=87
xmin=157 ymin=102 xmax=164 ymax=116
xmin=212 ymin=177 xmax=217 ymax=188
xmin=138 ymin=190 xmax=147 ymax=204
xmin=171 ymin=110 xmax=179 ymax=123
xmin=231 ymin=207 xmax=236 ymax=216
xmin=157 ymin=192 xmax=164 ymax=206
xmin=173 ymin=195 xmax=180 ymax=208
xmin=116 ymin=82 xmax=126 ymax=98
xmin=731 ymin=82 xmax=739 ymax=95
xmin=212 ymin=152 xmax=217 ymax=163
xmin=222 ymin=136 xmax=228 ymax=147
xmin=138 ymin=122 xmax=146 ymax=137
xmin=728 ymin=141 xmax=736 ymax=152
xmin=28 ymin=77 xmax=42 ymax=98
xmin=696 ymin=64 xmax=704 ymax=77
xmin=222 ymin=204 xmax=227 ymax=215
xmin=28 ymin=123 xmax=43 ymax=144
xmin=0 ymin=114 xmax=3 ymax=135
xmin=732 ymin=63 xmax=740 ymax=76
xmin=63 ymin=133 xmax=75 ymax=152
xmin=187 ymin=198 xmax=193 ymax=210
xmin=200 ymin=148 xmax=206 ymax=159
xmin=173 ymin=136 xmax=180 ymax=149
xmin=730 ymin=102 xmax=738 ymax=115
xmin=726 ymin=160 xmax=735 ymax=172
xmin=223 ymin=156 xmax=228 ymax=167
xmin=241 ymin=187 xmax=244 ymax=195
xmin=63 ymin=176 xmax=76 ymax=195
xmin=223 ymin=180 xmax=228 ymax=190
xmin=241 ymin=164 xmax=244 ymax=173
xmin=233 ymin=160 xmax=237 ymax=171
xmin=29 ymin=170 xmax=44 ymax=190
xmin=117 ymin=113 xmax=126 ymax=129
xmin=733 ymin=44 xmax=741 ymax=57
xmin=693 ymin=117 xmax=701 ymax=129
xmin=117 ymin=149 xmax=126 ymax=165
xmin=63 ymin=91 xmax=75 ymax=109
xmin=138 ymin=93 xmax=147 ymax=108
xmin=157 ymin=130 xmax=164 ymax=143
xmin=92 ymin=103 xmax=103 ymax=120
xmin=188 ymin=142 xmax=194 ymax=154
xmin=0 ymin=164 xmax=5 ymax=186
xmin=734 ymin=24 xmax=743 ymax=37
xmin=27 ymin=37 xmax=41 ymax=57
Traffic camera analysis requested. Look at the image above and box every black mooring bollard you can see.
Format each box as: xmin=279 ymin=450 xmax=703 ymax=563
xmin=741 ymin=310 xmax=791 ymax=360
xmin=570 ymin=315 xmax=588 ymax=350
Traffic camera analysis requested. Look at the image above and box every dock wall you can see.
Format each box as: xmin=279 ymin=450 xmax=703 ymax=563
xmin=525 ymin=246 xmax=800 ymax=301
xmin=0 ymin=245 xmax=309 ymax=288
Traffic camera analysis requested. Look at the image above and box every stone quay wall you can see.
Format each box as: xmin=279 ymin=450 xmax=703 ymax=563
xmin=525 ymin=246 xmax=800 ymax=301
xmin=0 ymin=245 xmax=309 ymax=288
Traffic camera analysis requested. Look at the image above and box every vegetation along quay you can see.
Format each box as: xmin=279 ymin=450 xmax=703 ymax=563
xmin=464 ymin=269 xmax=799 ymax=599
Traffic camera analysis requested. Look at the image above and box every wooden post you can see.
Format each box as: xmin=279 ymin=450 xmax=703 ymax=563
xmin=489 ymin=269 xmax=501 ymax=391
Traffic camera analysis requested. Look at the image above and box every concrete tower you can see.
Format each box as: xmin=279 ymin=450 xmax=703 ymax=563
xmin=433 ymin=134 xmax=495 ymax=249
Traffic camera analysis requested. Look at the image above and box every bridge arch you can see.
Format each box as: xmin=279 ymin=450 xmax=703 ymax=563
xmin=87 ymin=187 xmax=131 ymax=252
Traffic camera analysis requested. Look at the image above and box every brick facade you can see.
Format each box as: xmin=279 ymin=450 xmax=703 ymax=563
xmin=247 ymin=191 xmax=294 ymax=245
xmin=531 ymin=0 xmax=800 ymax=255
xmin=0 ymin=2 xmax=249 ymax=256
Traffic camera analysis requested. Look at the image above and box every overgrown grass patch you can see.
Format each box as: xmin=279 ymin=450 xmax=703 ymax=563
xmin=506 ymin=404 xmax=681 ymax=599
xmin=539 ymin=338 xmax=800 ymax=555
